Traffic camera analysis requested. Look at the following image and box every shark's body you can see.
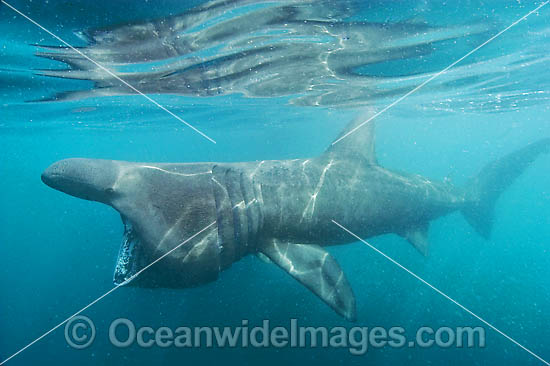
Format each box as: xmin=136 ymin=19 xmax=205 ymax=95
xmin=41 ymin=119 xmax=550 ymax=321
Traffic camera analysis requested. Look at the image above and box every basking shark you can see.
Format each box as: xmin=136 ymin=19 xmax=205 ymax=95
xmin=41 ymin=118 xmax=549 ymax=321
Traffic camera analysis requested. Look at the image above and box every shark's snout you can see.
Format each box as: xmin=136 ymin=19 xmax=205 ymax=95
xmin=41 ymin=160 xmax=68 ymax=187
xmin=42 ymin=158 xmax=119 ymax=203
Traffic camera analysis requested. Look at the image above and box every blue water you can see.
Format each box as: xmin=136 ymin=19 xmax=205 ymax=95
xmin=1 ymin=0 xmax=550 ymax=365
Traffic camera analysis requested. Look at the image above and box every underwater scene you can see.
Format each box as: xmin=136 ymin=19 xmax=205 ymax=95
xmin=1 ymin=0 xmax=550 ymax=365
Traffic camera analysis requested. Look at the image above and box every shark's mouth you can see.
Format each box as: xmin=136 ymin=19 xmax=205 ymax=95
xmin=113 ymin=216 xmax=143 ymax=285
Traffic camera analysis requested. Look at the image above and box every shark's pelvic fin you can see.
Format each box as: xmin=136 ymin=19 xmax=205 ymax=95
xmin=259 ymin=239 xmax=357 ymax=321
xmin=325 ymin=111 xmax=378 ymax=166
xmin=400 ymin=223 xmax=430 ymax=256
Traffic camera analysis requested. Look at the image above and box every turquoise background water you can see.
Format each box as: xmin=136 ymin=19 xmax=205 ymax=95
xmin=1 ymin=1 xmax=550 ymax=365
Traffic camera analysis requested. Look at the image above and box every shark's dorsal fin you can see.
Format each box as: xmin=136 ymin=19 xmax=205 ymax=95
xmin=400 ymin=223 xmax=430 ymax=257
xmin=324 ymin=111 xmax=377 ymax=165
xmin=259 ymin=239 xmax=356 ymax=321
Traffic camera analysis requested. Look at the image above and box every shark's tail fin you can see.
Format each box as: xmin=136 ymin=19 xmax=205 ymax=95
xmin=461 ymin=138 xmax=550 ymax=239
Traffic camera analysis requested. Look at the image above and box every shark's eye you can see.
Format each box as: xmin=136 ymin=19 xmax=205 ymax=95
xmin=105 ymin=188 xmax=115 ymax=194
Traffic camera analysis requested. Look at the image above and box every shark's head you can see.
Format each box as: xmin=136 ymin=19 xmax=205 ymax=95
xmin=42 ymin=158 xmax=222 ymax=289
xmin=41 ymin=158 xmax=119 ymax=204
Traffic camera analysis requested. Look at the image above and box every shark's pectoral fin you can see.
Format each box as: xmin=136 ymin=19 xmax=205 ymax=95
xmin=400 ymin=223 xmax=430 ymax=256
xmin=259 ymin=239 xmax=357 ymax=321
xmin=256 ymin=252 xmax=272 ymax=264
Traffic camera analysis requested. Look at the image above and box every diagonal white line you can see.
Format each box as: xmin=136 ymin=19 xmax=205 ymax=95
xmin=331 ymin=219 xmax=550 ymax=366
xmin=332 ymin=0 xmax=550 ymax=146
xmin=0 ymin=221 xmax=216 ymax=365
xmin=124 ymin=221 xmax=216 ymax=283
xmin=1 ymin=0 xmax=217 ymax=144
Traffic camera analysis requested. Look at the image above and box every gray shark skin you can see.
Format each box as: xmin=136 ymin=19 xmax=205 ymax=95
xmin=41 ymin=119 xmax=550 ymax=321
